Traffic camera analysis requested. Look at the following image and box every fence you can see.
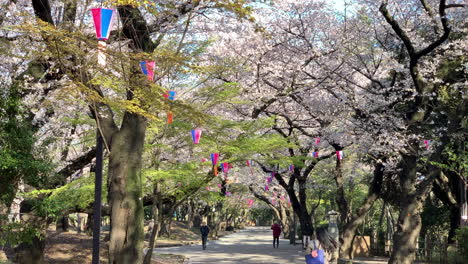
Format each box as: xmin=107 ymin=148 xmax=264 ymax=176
xmin=370 ymin=238 xmax=464 ymax=263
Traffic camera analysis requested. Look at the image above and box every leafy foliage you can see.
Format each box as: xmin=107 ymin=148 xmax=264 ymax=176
xmin=0 ymin=83 xmax=52 ymax=207
xmin=25 ymin=174 xmax=103 ymax=218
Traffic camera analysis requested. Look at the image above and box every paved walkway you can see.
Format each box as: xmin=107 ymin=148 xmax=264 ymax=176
xmin=153 ymin=226 xmax=306 ymax=263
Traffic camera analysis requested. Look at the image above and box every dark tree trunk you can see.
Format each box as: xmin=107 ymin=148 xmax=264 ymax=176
xmin=334 ymin=157 xmax=350 ymax=227
xmin=108 ymin=113 xmax=147 ymax=264
xmin=389 ymin=155 xmax=436 ymax=264
xmin=285 ymin=179 xmax=313 ymax=243
xmin=60 ymin=215 xmax=69 ymax=232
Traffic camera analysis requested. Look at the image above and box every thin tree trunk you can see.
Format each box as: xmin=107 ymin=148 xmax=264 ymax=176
xmin=143 ymin=182 xmax=163 ymax=264
xmin=108 ymin=113 xmax=147 ymax=264
xmin=288 ymin=187 xmax=312 ymax=250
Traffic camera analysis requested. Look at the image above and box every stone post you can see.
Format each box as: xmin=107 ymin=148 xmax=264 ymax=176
xmin=327 ymin=210 xmax=339 ymax=264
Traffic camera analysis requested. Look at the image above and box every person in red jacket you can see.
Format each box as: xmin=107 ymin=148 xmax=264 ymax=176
xmin=271 ymin=222 xmax=282 ymax=248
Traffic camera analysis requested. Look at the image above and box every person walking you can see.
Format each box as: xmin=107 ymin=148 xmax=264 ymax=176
xmin=271 ymin=222 xmax=282 ymax=248
xmin=200 ymin=222 xmax=210 ymax=250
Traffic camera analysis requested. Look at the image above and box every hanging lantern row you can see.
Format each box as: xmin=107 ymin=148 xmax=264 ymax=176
xmin=90 ymin=9 xmax=365 ymax=196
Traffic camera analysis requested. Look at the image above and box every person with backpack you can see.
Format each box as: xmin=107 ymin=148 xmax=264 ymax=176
xmin=305 ymin=227 xmax=339 ymax=264
xmin=271 ymin=222 xmax=282 ymax=248
xmin=200 ymin=222 xmax=210 ymax=250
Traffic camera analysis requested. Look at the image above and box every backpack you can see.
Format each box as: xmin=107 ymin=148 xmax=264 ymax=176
xmin=304 ymin=240 xmax=325 ymax=264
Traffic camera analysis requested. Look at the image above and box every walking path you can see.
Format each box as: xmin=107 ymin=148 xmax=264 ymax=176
xmin=153 ymin=226 xmax=305 ymax=263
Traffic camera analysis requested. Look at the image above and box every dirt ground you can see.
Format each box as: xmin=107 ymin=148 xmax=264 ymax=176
xmin=3 ymin=221 xmax=197 ymax=264
xmin=3 ymin=221 xmax=233 ymax=263
xmin=43 ymin=230 xmax=187 ymax=264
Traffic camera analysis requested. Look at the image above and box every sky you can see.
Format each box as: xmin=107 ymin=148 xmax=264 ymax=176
xmin=330 ymin=0 xmax=350 ymax=12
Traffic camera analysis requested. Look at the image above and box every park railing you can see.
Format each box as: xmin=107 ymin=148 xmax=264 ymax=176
xmin=369 ymin=238 xmax=464 ymax=263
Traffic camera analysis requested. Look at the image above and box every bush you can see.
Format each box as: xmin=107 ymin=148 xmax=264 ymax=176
xmin=455 ymin=226 xmax=468 ymax=260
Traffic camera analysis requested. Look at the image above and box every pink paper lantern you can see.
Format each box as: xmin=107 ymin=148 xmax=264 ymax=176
xmin=191 ymin=129 xmax=202 ymax=144
xmin=91 ymin=8 xmax=114 ymax=41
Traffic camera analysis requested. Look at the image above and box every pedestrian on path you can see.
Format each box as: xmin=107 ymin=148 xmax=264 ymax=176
xmin=271 ymin=222 xmax=282 ymax=248
xmin=200 ymin=222 xmax=210 ymax=250
xmin=305 ymin=227 xmax=338 ymax=264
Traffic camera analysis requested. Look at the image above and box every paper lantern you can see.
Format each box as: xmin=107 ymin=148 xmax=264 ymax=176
xmin=163 ymin=90 xmax=176 ymax=100
xmin=336 ymin=151 xmax=344 ymax=160
xmin=140 ymin=61 xmax=155 ymax=81
xmin=221 ymin=162 xmax=230 ymax=173
xmin=315 ymin=137 xmax=320 ymax=146
xmin=211 ymin=153 xmax=219 ymax=176
xmin=424 ymin=140 xmax=430 ymax=150
xmin=210 ymin=153 xmax=219 ymax=166
xmin=91 ymin=8 xmax=114 ymax=40
xmin=267 ymin=176 xmax=272 ymax=184
xmin=191 ymin=129 xmax=202 ymax=144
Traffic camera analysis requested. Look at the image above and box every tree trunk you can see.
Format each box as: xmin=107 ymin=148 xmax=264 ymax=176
xmin=334 ymin=157 xmax=350 ymax=227
xmin=186 ymin=201 xmax=194 ymax=229
xmin=287 ymin=188 xmax=312 ymax=250
xmin=60 ymin=215 xmax=69 ymax=232
xmin=108 ymin=113 xmax=147 ymax=264
xmin=388 ymin=197 xmax=424 ymax=264
xmin=296 ymin=180 xmax=313 ymax=236
xmin=143 ymin=182 xmax=162 ymax=264
xmin=389 ymin=155 xmax=436 ymax=264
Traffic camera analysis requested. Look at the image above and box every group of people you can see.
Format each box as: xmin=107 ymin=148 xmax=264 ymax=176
xmin=199 ymin=221 xmax=337 ymax=264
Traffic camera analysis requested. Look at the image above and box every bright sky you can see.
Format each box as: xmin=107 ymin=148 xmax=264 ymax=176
xmin=330 ymin=0 xmax=348 ymax=12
